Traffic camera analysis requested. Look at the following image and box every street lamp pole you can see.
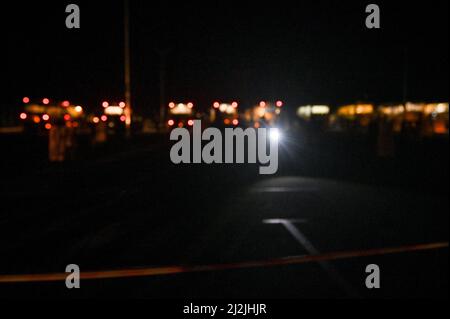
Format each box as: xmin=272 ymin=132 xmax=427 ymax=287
xmin=124 ymin=0 xmax=132 ymax=136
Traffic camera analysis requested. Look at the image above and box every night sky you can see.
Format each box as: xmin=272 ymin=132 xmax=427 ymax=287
xmin=4 ymin=1 xmax=449 ymax=116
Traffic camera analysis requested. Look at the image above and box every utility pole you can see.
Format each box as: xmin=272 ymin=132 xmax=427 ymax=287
xmin=124 ymin=0 xmax=132 ymax=136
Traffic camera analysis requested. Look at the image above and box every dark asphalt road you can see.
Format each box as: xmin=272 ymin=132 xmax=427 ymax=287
xmin=0 ymin=132 xmax=448 ymax=298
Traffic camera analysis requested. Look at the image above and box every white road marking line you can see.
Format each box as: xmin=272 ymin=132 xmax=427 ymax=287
xmin=263 ymin=218 xmax=359 ymax=298
xmin=251 ymin=187 xmax=319 ymax=193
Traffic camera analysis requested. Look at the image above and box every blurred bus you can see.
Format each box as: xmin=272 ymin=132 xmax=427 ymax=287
xmin=244 ymin=100 xmax=284 ymax=128
xmin=167 ymin=102 xmax=195 ymax=129
xmin=332 ymin=103 xmax=375 ymax=133
xmin=94 ymin=101 xmax=127 ymax=136
xmin=379 ymin=102 xmax=449 ymax=137
xmin=19 ymin=97 xmax=84 ymax=135
xmin=209 ymin=101 xmax=239 ymax=128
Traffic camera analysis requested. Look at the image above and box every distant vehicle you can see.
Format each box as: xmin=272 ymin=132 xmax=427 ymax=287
xmin=209 ymin=101 xmax=239 ymax=127
xmin=379 ymin=102 xmax=449 ymax=137
xmin=332 ymin=103 xmax=374 ymax=133
xmin=19 ymin=97 xmax=84 ymax=134
xmin=244 ymin=100 xmax=284 ymax=128
xmin=296 ymin=105 xmax=331 ymax=131
xmin=167 ymin=102 xmax=195 ymax=129
xmin=91 ymin=101 xmax=127 ymax=136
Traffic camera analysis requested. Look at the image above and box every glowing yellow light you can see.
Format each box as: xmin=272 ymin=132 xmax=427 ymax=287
xmin=435 ymin=103 xmax=449 ymax=114
xmin=104 ymin=106 xmax=124 ymax=116
xmin=355 ymin=104 xmax=373 ymax=115
xmin=338 ymin=105 xmax=355 ymax=117
xmin=297 ymin=106 xmax=311 ymax=118
xmin=297 ymin=105 xmax=330 ymax=119
xmin=225 ymin=106 xmax=237 ymax=114
xmin=379 ymin=105 xmax=404 ymax=116
xmin=312 ymin=105 xmax=329 ymax=115
xmin=170 ymin=103 xmax=193 ymax=115
xmin=405 ymin=103 xmax=424 ymax=113
xmin=256 ymin=107 xmax=266 ymax=118
xmin=338 ymin=104 xmax=373 ymax=117
xmin=219 ymin=104 xmax=228 ymax=113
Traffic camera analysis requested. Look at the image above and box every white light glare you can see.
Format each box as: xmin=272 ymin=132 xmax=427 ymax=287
xmin=269 ymin=128 xmax=281 ymax=142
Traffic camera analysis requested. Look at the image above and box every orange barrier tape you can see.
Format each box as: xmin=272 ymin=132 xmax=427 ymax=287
xmin=0 ymin=241 xmax=447 ymax=283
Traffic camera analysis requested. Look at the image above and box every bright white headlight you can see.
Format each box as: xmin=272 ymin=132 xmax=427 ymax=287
xmin=269 ymin=128 xmax=281 ymax=142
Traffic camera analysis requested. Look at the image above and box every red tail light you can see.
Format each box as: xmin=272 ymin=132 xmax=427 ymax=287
xmin=42 ymin=114 xmax=50 ymax=121
xmin=169 ymin=102 xmax=175 ymax=109
xmin=120 ymin=115 xmax=126 ymax=122
xmin=101 ymin=115 xmax=108 ymax=122
xmin=232 ymin=102 xmax=238 ymax=108
xmin=187 ymin=103 xmax=194 ymax=109
xmin=22 ymin=97 xmax=30 ymax=104
xmin=213 ymin=102 xmax=220 ymax=108
xmin=259 ymin=101 xmax=266 ymax=107
xmin=20 ymin=113 xmax=27 ymax=120
xmin=64 ymin=114 xmax=71 ymax=121
xmin=232 ymin=119 xmax=239 ymax=126
xmin=276 ymin=101 xmax=283 ymax=107
xmin=62 ymin=101 xmax=70 ymax=107
xmin=43 ymin=98 xmax=50 ymax=105
xmin=168 ymin=119 xmax=175 ymax=126
xmin=188 ymin=120 xmax=194 ymax=126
